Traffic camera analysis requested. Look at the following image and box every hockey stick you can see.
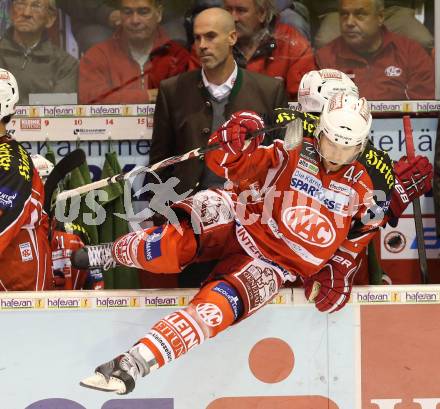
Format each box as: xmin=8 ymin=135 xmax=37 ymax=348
xmin=43 ymin=149 xmax=86 ymax=214
xmin=56 ymin=112 xmax=309 ymax=202
xmin=403 ymin=115 xmax=429 ymax=284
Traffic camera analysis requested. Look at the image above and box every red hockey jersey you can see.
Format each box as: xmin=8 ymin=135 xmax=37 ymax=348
xmin=0 ymin=137 xmax=88 ymax=291
xmin=0 ymin=137 xmax=52 ymax=290
xmin=205 ymin=137 xmax=394 ymax=278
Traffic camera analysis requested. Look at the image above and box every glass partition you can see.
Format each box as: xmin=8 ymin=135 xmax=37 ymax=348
xmin=0 ymin=0 xmax=435 ymax=105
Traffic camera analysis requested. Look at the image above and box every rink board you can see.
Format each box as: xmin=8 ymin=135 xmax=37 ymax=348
xmin=1 ymin=286 xmax=440 ymax=409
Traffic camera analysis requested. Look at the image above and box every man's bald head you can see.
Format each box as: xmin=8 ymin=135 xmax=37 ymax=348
xmin=194 ymin=7 xmax=236 ymax=34
xmin=193 ymin=7 xmax=237 ymax=75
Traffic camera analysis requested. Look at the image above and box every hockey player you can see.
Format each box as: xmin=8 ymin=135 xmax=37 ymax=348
xmin=75 ymin=68 xmax=429 ymax=273
xmin=0 ymin=68 xmax=87 ymax=291
xmin=294 ymin=69 xmax=433 ymax=283
xmin=286 ymin=68 xmax=432 ymax=228
xmin=30 ymin=153 xmax=91 ymax=290
xmin=298 ymin=69 xmax=359 ymax=115
xmin=79 ymin=92 xmax=416 ymax=395
xmin=294 ymin=68 xmax=359 ymax=137
xmin=0 ymin=69 xmax=54 ymax=290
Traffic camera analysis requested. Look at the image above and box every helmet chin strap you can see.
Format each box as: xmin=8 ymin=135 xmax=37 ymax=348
xmin=314 ymin=134 xmax=362 ymax=170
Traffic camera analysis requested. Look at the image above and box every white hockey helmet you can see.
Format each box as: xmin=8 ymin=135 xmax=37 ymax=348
xmin=314 ymin=93 xmax=372 ymax=165
xmin=298 ymin=69 xmax=359 ymax=113
xmin=316 ymin=92 xmax=372 ymax=147
xmin=0 ymin=69 xmax=19 ymax=121
xmin=31 ymin=154 xmax=54 ymax=182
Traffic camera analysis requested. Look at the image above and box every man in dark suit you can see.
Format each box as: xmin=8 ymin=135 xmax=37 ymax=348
xmin=147 ymin=7 xmax=287 ymax=287
xmin=150 ymin=7 xmax=288 ymax=197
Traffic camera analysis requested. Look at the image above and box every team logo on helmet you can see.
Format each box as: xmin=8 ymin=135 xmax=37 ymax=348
xmin=299 ymin=88 xmax=310 ymax=97
xmin=320 ymin=69 xmax=343 ymax=80
xmin=358 ymin=98 xmax=371 ymax=123
xmin=328 ymin=93 xmax=344 ymax=111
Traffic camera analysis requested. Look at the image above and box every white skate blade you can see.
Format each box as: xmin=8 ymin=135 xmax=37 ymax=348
xmin=80 ymin=372 xmax=127 ymax=394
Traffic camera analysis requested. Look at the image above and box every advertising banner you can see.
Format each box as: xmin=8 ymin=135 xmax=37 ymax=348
xmin=9 ymin=105 xmax=439 ymax=149
xmin=1 ymin=287 xmax=440 ymax=409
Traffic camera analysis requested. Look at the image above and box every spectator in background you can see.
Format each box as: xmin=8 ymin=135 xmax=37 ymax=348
xmin=0 ymin=0 xmax=12 ymax=36
xmin=278 ymin=0 xmax=311 ymax=41
xmin=184 ymin=0 xmax=224 ymax=47
xmin=78 ymin=0 xmax=190 ymax=104
xmin=316 ymin=0 xmax=434 ymax=100
xmin=0 ymin=0 xmax=78 ymax=104
xmin=307 ymin=0 xmax=434 ymax=50
xmin=159 ymin=0 xmax=194 ymax=47
xmin=57 ymin=0 xmax=194 ymax=54
xmin=56 ymin=0 xmax=120 ymax=54
xmin=223 ymin=0 xmax=315 ymax=99
xmin=185 ymin=0 xmax=312 ymax=46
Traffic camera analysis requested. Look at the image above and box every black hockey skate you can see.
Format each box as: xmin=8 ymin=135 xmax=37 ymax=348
xmin=71 ymin=243 xmax=116 ymax=270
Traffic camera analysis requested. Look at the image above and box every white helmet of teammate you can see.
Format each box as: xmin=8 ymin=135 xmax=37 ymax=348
xmin=0 ymin=69 xmax=19 ymax=121
xmin=31 ymin=154 xmax=54 ymax=183
xmin=298 ymin=69 xmax=359 ymax=113
xmin=315 ymin=92 xmax=372 ymax=165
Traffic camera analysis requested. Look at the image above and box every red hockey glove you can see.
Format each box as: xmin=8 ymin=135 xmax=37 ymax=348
xmin=214 ymin=110 xmax=265 ymax=155
xmin=304 ymin=250 xmax=359 ymax=313
xmin=389 ymin=155 xmax=433 ymax=220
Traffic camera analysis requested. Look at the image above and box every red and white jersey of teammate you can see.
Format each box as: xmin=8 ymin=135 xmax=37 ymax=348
xmin=0 ymin=137 xmax=53 ymax=290
xmin=0 ymin=137 xmax=44 ymax=252
xmin=205 ymin=136 xmax=394 ymax=279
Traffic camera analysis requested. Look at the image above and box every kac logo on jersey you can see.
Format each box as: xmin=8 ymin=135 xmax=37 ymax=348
xmin=196 ymin=303 xmax=223 ymax=327
xmin=282 ymin=206 xmax=336 ymax=247
xmin=385 ymin=66 xmax=402 ymax=77
xmin=19 ymin=242 xmax=33 ymax=262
